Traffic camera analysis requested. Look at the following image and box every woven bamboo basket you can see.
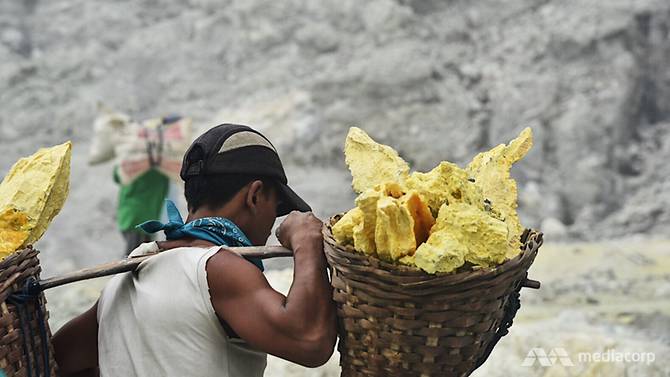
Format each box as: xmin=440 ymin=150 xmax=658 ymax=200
xmin=0 ymin=247 xmax=57 ymax=377
xmin=323 ymin=217 xmax=543 ymax=377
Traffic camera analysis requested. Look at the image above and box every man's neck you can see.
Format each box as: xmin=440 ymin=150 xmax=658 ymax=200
xmin=186 ymin=203 xmax=248 ymax=232
xmin=187 ymin=202 xmax=235 ymax=221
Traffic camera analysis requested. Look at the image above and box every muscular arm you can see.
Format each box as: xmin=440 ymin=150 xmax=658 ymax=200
xmin=52 ymin=302 xmax=99 ymax=377
xmin=207 ymin=213 xmax=336 ymax=367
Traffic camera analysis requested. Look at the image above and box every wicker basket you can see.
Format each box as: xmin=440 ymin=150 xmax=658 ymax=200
xmin=323 ymin=219 xmax=543 ymax=377
xmin=0 ymin=247 xmax=57 ymax=377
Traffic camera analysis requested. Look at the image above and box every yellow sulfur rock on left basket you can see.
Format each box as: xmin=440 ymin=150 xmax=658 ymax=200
xmin=0 ymin=142 xmax=71 ymax=377
xmin=0 ymin=141 xmax=72 ymax=260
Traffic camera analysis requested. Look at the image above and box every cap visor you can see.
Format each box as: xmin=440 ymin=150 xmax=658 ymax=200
xmin=276 ymin=182 xmax=311 ymax=216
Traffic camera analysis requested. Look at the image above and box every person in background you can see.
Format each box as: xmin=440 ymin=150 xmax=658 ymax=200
xmin=88 ymin=105 xmax=192 ymax=255
xmin=113 ymin=165 xmax=168 ymax=254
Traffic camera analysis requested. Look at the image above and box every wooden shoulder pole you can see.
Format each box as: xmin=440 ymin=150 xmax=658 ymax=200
xmin=38 ymin=246 xmax=292 ymax=291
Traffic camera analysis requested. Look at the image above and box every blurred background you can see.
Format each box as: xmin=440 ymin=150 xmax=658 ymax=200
xmin=1 ymin=0 xmax=669 ymax=375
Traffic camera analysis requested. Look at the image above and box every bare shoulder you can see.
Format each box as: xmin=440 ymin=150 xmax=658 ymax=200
xmin=206 ymin=248 xmax=269 ymax=300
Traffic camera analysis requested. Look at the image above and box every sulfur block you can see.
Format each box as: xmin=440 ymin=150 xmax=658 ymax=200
xmin=374 ymin=196 xmax=416 ymax=261
xmin=466 ymin=127 xmax=533 ymax=256
xmin=344 ymin=127 xmax=410 ymax=193
xmin=0 ymin=142 xmax=71 ymax=260
xmin=406 ymin=161 xmax=485 ymax=216
xmin=433 ymin=203 xmax=509 ymax=267
xmin=0 ymin=207 xmax=30 ymax=259
xmin=332 ymin=207 xmax=363 ymax=246
xmin=353 ymin=188 xmax=381 ymax=256
xmin=414 ymin=230 xmax=467 ymax=274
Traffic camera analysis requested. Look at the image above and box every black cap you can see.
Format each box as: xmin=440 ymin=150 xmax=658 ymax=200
xmin=180 ymin=123 xmax=311 ymax=216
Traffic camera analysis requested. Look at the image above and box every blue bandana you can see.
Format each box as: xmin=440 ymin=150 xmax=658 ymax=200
xmin=137 ymin=200 xmax=264 ymax=271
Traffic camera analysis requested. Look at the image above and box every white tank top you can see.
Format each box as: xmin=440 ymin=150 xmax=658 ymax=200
xmin=97 ymin=246 xmax=267 ymax=377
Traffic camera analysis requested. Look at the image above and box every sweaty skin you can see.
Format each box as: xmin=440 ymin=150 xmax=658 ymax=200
xmin=52 ymin=181 xmax=336 ymax=376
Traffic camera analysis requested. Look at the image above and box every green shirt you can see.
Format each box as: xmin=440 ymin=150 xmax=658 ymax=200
xmin=114 ymin=168 xmax=169 ymax=231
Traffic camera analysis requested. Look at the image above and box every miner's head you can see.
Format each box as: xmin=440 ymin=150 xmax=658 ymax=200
xmin=181 ymin=124 xmax=310 ymax=245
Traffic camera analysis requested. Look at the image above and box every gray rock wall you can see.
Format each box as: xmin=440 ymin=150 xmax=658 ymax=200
xmin=2 ymin=0 xmax=670 ymax=243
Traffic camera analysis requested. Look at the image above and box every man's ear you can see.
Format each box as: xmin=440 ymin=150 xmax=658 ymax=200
xmin=245 ymin=180 xmax=265 ymax=214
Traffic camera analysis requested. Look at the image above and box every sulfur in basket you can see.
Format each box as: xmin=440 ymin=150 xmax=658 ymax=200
xmin=323 ymin=217 xmax=543 ymax=377
xmin=0 ymin=247 xmax=57 ymax=377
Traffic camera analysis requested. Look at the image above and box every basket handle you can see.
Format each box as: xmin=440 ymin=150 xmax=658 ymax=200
xmin=521 ymin=278 xmax=540 ymax=289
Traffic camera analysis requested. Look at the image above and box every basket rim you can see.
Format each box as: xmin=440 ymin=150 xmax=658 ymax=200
xmin=0 ymin=247 xmax=40 ymax=302
xmin=0 ymin=246 xmax=36 ymax=269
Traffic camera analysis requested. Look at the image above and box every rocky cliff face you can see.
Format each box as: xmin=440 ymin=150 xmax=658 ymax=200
xmin=2 ymin=0 xmax=670 ymax=250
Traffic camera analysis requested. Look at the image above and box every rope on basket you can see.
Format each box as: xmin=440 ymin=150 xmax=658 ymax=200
xmin=7 ymin=277 xmax=51 ymax=377
xmin=469 ymin=273 xmax=525 ymax=374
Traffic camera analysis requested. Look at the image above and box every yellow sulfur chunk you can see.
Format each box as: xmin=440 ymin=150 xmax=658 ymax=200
xmin=434 ymin=203 xmax=509 ymax=267
xmin=398 ymin=254 xmax=416 ymax=267
xmin=466 ymin=128 xmax=533 ymax=256
xmin=353 ymin=188 xmax=381 ymax=256
xmin=344 ymin=127 xmax=410 ymax=193
xmin=0 ymin=142 xmax=72 ymax=260
xmin=332 ymin=208 xmax=363 ymax=246
xmin=335 ymin=187 xmax=434 ymax=261
xmin=352 ymin=221 xmax=373 ymax=256
xmin=0 ymin=207 xmax=31 ymax=259
xmin=406 ymin=161 xmax=485 ymax=216
xmin=374 ymin=196 xmax=416 ymax=261
xmin=414 ymin=230 xmax=467 ymax=274
xmin=336 ymin=126 xmax=535 ymax=273
xmin=401 ymin=191 xmax=435 ymax=246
